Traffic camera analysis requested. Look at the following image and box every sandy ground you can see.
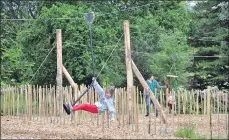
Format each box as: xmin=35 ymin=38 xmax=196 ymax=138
xmin=1 ymin=114 xmax=228 ymax=139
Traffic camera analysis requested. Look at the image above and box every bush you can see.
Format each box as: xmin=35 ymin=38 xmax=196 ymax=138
xmin=174 ymin=124 xmax=205 ymax=139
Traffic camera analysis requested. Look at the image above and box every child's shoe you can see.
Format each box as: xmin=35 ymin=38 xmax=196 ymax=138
xmin=63 ymin=102 xmax=72 ymax=115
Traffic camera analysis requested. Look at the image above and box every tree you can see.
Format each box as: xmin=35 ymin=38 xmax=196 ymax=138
xmin=1 ymin=0 xmax=194 ymax=88
xmin=0 ymin=0 xmax=38 ymax=86
xmin=188 ymin=0 xmax=229 ymax=89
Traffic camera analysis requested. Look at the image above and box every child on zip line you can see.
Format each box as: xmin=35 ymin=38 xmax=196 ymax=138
xmin=63 ymin=77 xmax=118 ymax=121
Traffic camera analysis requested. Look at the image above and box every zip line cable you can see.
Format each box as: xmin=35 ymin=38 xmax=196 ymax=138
xmin=63 ymin=40 xmax=228 ymax=58
xmin=28 ymin=43 xmax=56 ymax=84
xmin=64 ymin=45 xmax=228 ymax=58
xmin=96 ymin=1 xmax=156 ymax=17
xmin=1 ymin=2 xmax=156 ymax=21
xmin=130 ymin=32 xmax=229 ymax=43
xmin=25 ymin=36 xmax=227 ymax=84
xmin=110 ymin=49 xmax=228 ymax=58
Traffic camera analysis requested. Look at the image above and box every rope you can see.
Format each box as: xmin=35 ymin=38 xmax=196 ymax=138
xmin=88 ymin=25 xmax=95 ymax=76
xmin=71 ymin=33 xmax=124 ymax=105
xmin=95 ymin=32 xmax=124 ymax=79
xmin=28 ymin=43 xmax=56 ymax=84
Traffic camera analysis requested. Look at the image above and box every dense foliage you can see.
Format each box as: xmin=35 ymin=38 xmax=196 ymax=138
xmin=1 ymin=0 xmax=228 ymax=89
xmin=188 ymin=0 xmax=229 ymax=89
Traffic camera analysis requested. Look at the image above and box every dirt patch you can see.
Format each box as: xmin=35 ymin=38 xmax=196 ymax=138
xmin=1 ymin=114 xmax=228 ymax=139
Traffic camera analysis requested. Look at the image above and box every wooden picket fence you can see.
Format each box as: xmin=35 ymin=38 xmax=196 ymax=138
xmin=1 ymin=85 xmax=228 ymax=138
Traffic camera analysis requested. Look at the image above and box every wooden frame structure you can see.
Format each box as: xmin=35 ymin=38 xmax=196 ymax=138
xmin=56 ymin=20 xmax=168 ymax=125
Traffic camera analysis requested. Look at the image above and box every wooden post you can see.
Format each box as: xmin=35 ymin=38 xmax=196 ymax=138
xmin=140 ymin=92 xmax=145 ymax=114
xmin=32 ymin=85 xmax=35 ymax=121
xmin=52 ymin=86 xmax=56 ymax=118
xmin=3 ymin=88 xmax=6 ymax=116
xmin=217 ymin=91 xmax=219 ymax=139
xmin=42 ymin=87 xmax=45 ymax=124
xmin=35 ymin=85 xmax=38 ymax=121
xmin=225 ymin=94 xmax=227 ymax=114
xmin=17 ymin=87 xmax=20 ymax=117
xmin=143 ymin=91 xmax=146 ymax=114
xmin=45 ymin=85 xmax=48 ymax=123
xmin=62 ymin=65 xmax=77 ymax=89
xmin=124 ymin=20 xmax=134 ymax=125
xmin=207 ymin=86 xmax=211 ymax=139
xmin=12 ymin=87 xmax=15 ymax=117
xmin=25 ymin=86 xmax=28 ymax=121
xmin=49 ymin=85 xmax=52 ymax=123
xmin=225 ymin=94 xmax=228 ymax=137
xmin=131 ymin=60 xmax=167 ymax=124
xmin=56 ymin=29 xmax=63 ymax=116
xmin=192 ymin=90 xmax=195 ymax=113
xmin=178 ymin=90 xmax=181 ymax=128
xmin=160 ymin=90 xmax=163 ymax=109
xmin=118 ymin=89 xmax=121 ymax=127
xmin=20 ymin=86 xmax=23 ymax=120
xmin=133 ymin=86 xmax=138 ymax=132
xmin=115 ymin=88 xmax=118 ymax=126
xmin=7 ymin=86 xmax=10 ymax=117
xmin=125 ymin=89 xmax=128 ymax=126
xmin=213 ymin=92 xmax=215 ymax=114
xmin=122 ymin=88 xmax=124 ymax=127
xmin=172 ymin=89 xmax=175 ymax=133
xmin=190 ymin=91 xmax=192 ymax=114
xmin=28 ymin=85 xmax=32 ymax=121
xmin=200 ymin=91 xmax=203 ymax=115
xmin=183 ymin=89 xmax=187 ymax=114
xmin=196 ymin=90 xmax=199 ymax=114
xmin=226 ymin=94 xmax=229 ymax=138
xmin=154 ymin=89 xmax=157 ymax=135
xmin=136 ymin=87 xmax=139 ymax=130
xmin=8 ymin=87 xmax=10 ymax=117
xmin=204 ymin=91 xmax=207 ymax=115
xmin=39 ymin=86 xmax=42 ymax=122
xmin=6 ymin=87 xmax=9 ymax=116
xmin=69 ymin=86 xmax=73 ymax=123
xmin=178 ymin=90 xmax=180 ymax=115
xmin=166 ymin=88 xmax=169 ymax=110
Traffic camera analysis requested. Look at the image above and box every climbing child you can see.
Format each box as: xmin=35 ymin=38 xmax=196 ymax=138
xmin=144 ymin=74 xmax=166 ymax=117
xmin=63 ymin=77 xmax=117 ymax=121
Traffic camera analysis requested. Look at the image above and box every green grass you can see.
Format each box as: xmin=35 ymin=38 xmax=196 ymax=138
xmin=174 ymin=124 xmax=206 ymax=139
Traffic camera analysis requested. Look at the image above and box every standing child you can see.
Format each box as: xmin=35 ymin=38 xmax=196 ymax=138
xmin=63 ymin=78 xmax=117 ymax=121
xmin=144 ymin=74 xmax=166 ymax=117
xmin=167 ymin=87 xmax=173 ymax=112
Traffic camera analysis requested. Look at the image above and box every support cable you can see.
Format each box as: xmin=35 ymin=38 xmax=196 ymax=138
xmin=28 ymin=43 xmax=56 ymax=84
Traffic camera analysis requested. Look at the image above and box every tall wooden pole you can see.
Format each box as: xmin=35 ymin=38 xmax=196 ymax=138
xmin=56 ymin=29 xmax=63 ymax=116
xmin=124 ymin=20 xmax=134 ymax=125
xmin=131 ymin=60 xmax=167 ymax=124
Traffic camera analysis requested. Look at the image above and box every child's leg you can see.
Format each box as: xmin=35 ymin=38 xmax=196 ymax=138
xmin=72 ymin=104 xmax=98 ymax=113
